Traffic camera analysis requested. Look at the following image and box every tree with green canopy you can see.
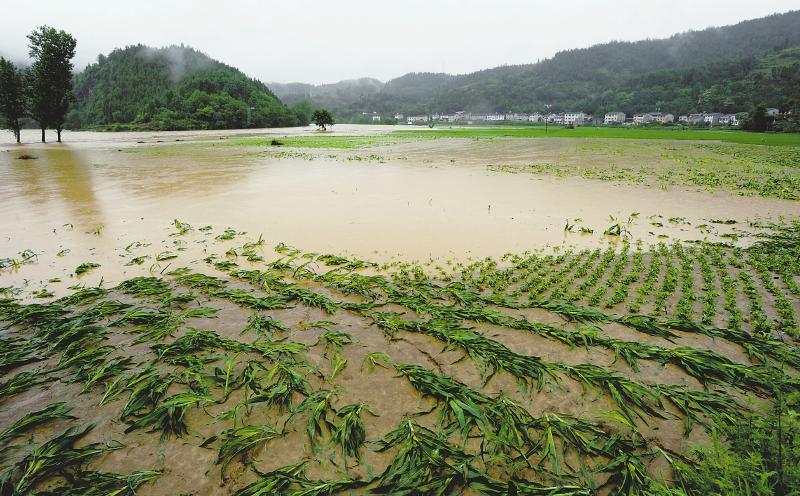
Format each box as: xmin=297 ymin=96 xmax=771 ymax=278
xmin=311 ymin=108 xmax=334 ymax=131
xmin=0 ymin=58 xmax=27 ymax=143
xmin=27 ymin=25 xmax=77 ymax=142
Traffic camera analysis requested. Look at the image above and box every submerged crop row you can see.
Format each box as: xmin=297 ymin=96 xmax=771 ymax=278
xmin=0 ymin=222 xmax=798 ymax=494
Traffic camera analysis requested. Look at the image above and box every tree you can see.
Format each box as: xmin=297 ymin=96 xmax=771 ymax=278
xmin=750 ymin=103 xmax=768 ymax=132
xmin=311 ymin=108 xmax=334 ymax=130
xmin=27 ymin=25 xmax=77 ymax=142
xmin=0 ymin=58 xmax=27 ymax=143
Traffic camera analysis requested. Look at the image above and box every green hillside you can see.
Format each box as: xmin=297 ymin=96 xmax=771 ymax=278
xmin=277 ymin=10 xmax=800 ymax=118
xmin=67 ymin=45 xmax=309 ymax=130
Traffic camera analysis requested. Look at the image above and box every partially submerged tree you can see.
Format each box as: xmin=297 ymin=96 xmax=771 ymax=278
xmin=27 ymin=25 xmax=77 ymax=142
xmin=0 ymin=58 xmax=27 ymax=143
xmin=311 ymin=108 xmax=334 ymax=131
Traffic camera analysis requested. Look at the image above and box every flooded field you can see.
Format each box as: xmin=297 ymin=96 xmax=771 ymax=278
xmin=1 ymin=126 xmax=799 ymax=495
xmin=2 ymin=127 xmax=798 ymax=275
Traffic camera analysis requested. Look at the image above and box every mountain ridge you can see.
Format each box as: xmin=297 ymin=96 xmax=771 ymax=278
xmin=269 ymin=10 xmax=800 ymax=118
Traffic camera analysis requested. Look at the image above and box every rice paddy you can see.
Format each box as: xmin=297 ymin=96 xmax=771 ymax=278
xmin=1 ymin=126 xmax=799 ymax=494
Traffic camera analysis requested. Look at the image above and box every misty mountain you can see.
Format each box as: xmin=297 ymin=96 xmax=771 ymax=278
xmin=285 ymin=10 xmax=800 ymax=117
xmin=67 ymin=45 xmax=308 ymax=130
xmin=269 ymin=77 xmax=384 ymax=108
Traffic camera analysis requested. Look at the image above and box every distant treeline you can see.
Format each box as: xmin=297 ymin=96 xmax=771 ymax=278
xmin=66 ymin=45 xmax=310 ymax=131
xmin=0 ymin=26 xmax=77 ymax=142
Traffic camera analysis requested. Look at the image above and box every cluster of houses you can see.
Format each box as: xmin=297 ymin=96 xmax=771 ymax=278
xmin=388 ymin=108 xmax=783 ymax=127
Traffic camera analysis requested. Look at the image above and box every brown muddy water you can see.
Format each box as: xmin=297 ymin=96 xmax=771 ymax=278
xmin=1 ymin=125 xmax=798 ymax=292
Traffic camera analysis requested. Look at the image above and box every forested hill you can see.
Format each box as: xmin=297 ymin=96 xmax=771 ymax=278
xmin=276 ymin=10 xmax=800 ymax=118
xmin=67 ymin=45 xmax=309 ymax=130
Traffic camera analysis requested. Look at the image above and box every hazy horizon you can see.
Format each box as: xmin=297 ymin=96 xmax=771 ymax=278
xmin=1 ymin=0 xmax=798 ymax=85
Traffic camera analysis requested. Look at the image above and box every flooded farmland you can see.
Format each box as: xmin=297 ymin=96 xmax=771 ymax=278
xmin=2 ymin=127 xmax=797 ymax=272
xmin=1 ymin=126 xmax=799 ymax=495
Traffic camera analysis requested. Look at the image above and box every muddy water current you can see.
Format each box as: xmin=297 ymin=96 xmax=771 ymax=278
xmin=2 ymin=126 xmax=798 ymax=291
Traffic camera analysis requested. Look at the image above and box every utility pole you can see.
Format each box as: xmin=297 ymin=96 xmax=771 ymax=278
xmin=544 ymin=104 xmax=552 ymax=134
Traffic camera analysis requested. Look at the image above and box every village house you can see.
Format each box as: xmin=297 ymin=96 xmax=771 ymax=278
xmin=687 ymin=113 xmax=705 ymax=125
xmin=766 ymin=108 xmax=781 ymax=117
xmin=633 ymin=113 xmax=653 ymax=125
xmin=704 ymin=112 xmax=724 ymax=126
xmin=651 ymin=112 xmax=674 ymax=124
xmin=393 ymin=113 xmax=404 ymax=120
xmin=604 ymin=112 xmax=625 ymax=124
xmin=564 ymin=112 xmax=588 ymax=126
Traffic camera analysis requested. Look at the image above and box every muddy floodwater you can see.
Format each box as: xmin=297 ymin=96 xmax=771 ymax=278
xmin=2 ymin=127 xmax=798 ymax=272
xmin=2 ymin=126 xmax=799 ymax=495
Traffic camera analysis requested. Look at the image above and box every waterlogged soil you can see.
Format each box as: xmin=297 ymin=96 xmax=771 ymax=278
xmin=1 ymin=220 xmax=799 ymax=494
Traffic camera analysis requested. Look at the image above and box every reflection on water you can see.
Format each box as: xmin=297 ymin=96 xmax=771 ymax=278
xmin=2 ymin=146 xmax=103 ymax=226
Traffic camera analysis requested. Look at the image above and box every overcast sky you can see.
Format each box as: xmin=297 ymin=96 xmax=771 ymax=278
xmin=1 ymin=0 xmax=797 ymax=84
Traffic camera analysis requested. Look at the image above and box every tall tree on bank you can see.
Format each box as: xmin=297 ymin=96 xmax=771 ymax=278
xmin=0 ymin=58 xmax=27 ymax=143
xmin=27 ymin=25 xmax=77 ymax=142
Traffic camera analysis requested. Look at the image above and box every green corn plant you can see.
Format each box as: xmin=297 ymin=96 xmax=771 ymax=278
xmin=372 ymin=418 xmax=474 ymax=495
xmin=288 ymin=477 xmax=369 ymax=496
xmin=242 ymin=312 xmax=289 ymax=339
xmin=318 ymin=330 xmax=352 ymax=354
xmin=250 ymin=340 xmax=308 ymax=360
xmin=2 ymin=425 xmax=122 ymax=495
xmin=393 ymin=363 xmax=490 ymax=438
xmin=233 ymin=460 xmax=305 ymax=496
xmin=656 ymin=384 xmax=740 ymax=434
xmin=332 ymin=402 xmax=375 ymax=460
xmin=597 ymin=450 xmax=659 ymax=496
xmin=289 ymin=389 xmax=337 ymax=451
xmin=214 ymin=288 xmax=293 ymax=310
xmin=275 ymin=283 xmax=339 ymax=314
xmin=175 ymin=273 xmax=227 ymax=290
xmin=158 ymin=291 xmax=197 ymax=308
xmin=124 ymin=392 xmax=211 ymax=438
xmin=117 ymin=367 xmax=175 ymax=418
xmin=153 ymin=328 xmax=249 ymax=359
xmin=0 ymin=337 xmax=42 ymax=373
xmin=247 ymin=361 xmax=310 ymax=412
xmin=0 ymin=402 xmax=75 ymax=447
xmin=562 ymin=364 xmax=664 ymax=426
xmin=216 ymin=424 xmax=282 ymax=478
xmin=75 ymin=262 xmax=101 ymax=275
xmin=116 ymin=276 xmax=172 ymax=297
xmin=33 ymin=469 xmax=160 ymax=496
xmin=0 ymin=369 xmax=49 ymax=404
xmin=55 ymin=287 xmax=110 ymax=306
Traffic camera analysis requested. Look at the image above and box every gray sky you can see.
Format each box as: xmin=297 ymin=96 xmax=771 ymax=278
xmin=1 ymin=0 xmax=797 ymax=84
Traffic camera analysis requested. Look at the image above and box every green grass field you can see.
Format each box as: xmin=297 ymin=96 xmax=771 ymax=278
xmin=227 ymin=126 xmax=800 ymax=149
xmin=396 ymin=126 xmax=800 ymax=146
